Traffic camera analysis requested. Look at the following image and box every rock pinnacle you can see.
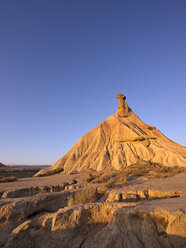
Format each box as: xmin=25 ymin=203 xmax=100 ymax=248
xmin=116 ymin=93 xmax=129 ymax=117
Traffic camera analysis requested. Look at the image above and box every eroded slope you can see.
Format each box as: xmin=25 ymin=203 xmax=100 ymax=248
xmin=35 ymin=94 xmax=186 ymax=177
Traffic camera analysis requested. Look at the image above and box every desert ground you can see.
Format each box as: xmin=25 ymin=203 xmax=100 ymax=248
xmin=0 ymin=168 xmax=186 ymax=248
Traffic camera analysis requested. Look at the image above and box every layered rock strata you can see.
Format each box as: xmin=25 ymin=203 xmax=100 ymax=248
xmin=1 ymin=172 xmax=186 ymax=248
xmin=1 ymin=188 xmax=186 ymax=248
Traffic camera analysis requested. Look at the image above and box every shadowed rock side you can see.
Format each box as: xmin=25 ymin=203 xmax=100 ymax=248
xmin=35 ymin=94 xmax=186 ymax=177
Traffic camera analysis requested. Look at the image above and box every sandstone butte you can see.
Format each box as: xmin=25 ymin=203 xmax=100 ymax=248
xmin=35 ymin=93 xmax=186 ymax=177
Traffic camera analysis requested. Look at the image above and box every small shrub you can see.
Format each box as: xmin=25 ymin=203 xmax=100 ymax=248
xmin=92 ymin=172 xmax=116 ymax=184
xmin=105 ymin=178 xmax=116 ymax=189
xmin=72 ymin=179 xmax=78 ymax=184
xmin=154 ymin=173 xmax=166 ymax=179
xmin=86 ymin=173 xmax=94 ymax=182
xmin=122 ymin=176 xmax=129 ymax=186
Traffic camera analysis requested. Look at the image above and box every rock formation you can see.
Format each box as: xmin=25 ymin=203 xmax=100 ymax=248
xmin=116 ymin=93 xmax=129 ymax=117
xmin=1 ymin=186 xmax=186 ymax=248
xmin=35 ymin=94 xmax=186 ymax=177
xmin=1 ymin=165 xmax=186 ymax=247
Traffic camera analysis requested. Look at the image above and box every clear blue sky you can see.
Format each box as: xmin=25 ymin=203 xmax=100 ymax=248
xmin=0 ymin=0 xmax=186 ymax=165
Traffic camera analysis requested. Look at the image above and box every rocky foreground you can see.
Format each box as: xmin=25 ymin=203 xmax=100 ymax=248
xmin=0 ymin=172 xmax=186 ymax=248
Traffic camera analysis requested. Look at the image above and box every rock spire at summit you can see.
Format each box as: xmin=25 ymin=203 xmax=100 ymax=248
xmin=35 ymin=93 xmax=186 ymax=177
xmin=116 ymin=93 xmax=129 ymax=117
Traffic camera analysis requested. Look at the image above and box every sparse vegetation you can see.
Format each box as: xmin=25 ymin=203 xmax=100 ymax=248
xmin=86 ymin=163 xmax=185 ymax=187
xmin=105 ymin=178 xmax=116 ymax=189
xmin=0 ymin=176 xmax=17 ymax=183
xmin=92 ymin=172 xmax=115 ymax=184
xmin=122 ymin=176 xmax=129 ymax=186
xmin=86 ymin=173 xmax=95 ymax=182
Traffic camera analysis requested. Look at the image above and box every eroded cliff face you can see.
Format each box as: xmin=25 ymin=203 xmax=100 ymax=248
xmin=35 ymin=94 xmax=186 ymax=177
xmin=1 ymin=171 xmax=186 ymax=248
xmin=1 ymin=190 xmax=186 ymax=248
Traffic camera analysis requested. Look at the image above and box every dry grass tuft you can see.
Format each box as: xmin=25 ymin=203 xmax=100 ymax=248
xmin=121 ymin=176 xmax=129 ymax=186
xmin=86 ymin=173 xmax=95 ymax=182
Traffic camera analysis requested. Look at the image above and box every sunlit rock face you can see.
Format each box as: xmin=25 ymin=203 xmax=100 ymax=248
xmin=35 ymin=93 xmax=186 ymax=177
xmin=1 ymin=195 xmax=186 ymax=248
